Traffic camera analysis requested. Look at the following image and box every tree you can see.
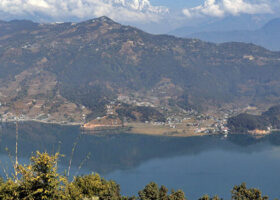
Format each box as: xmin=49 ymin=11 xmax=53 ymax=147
xmin=17 ymin=151 xmax=67 ymax=200
xmin=0 ymin=152 xmax=67 ymax=200
xmin=231 ymin=183 xmax=268 ymax=200
xmin=67 ymin=173 xmax=121 ymax=200
xmin=199 ymin=195 xmax=222 ymax=200
xmin=159 ymin=185 xmax=168 ymax=200
xmin=168 ymin=189 xmax=186 ymax=200
xmin=0 ymin=179 xmax=20 ymax=200
xmin=139 ymin=182 xmax=160 ymax=200
xmin=121 ymin=196 xmax=137 ymax=200
xmin=199 ymin=195 xmax=211 ymax=200
xmin=138 ymin=183 xmax=186 ymax=200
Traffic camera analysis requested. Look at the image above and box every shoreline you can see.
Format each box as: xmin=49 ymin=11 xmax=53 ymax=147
xmin=0 ymin=119 xmax=216 ymax=137
xmin=0 ymin=119 xmax=83 ymax=126
xmin=1 ymin=119 xmax=279 ymax=138
xmin=81 ymin=122 xmax=220 ymax=137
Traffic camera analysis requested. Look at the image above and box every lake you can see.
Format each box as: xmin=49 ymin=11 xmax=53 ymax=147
xmin=0 ymin=121 xmax=280 ymax=199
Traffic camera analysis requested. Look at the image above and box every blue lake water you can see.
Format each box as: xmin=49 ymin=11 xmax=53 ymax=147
xmin=0 ymin=121 xmax=280 ymax=199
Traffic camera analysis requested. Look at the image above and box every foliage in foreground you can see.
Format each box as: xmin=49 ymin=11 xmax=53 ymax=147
xmin=0 ymin=152 xmax=273 ymax=200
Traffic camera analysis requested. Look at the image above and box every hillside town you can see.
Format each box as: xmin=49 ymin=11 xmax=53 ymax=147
xmin=0 ymin=94 xmax=271 ymax=137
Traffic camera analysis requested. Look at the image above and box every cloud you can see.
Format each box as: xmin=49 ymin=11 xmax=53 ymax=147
xmin=0 ymin=0 xmax=169 ymax=23
xmin=183 ymin=0 xmax=273 ymax=18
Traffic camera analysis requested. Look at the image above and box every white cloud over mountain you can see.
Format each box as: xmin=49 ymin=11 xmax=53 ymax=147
xmin=183 ymin=0 xmax=274 ymax=18
xmin=0 ymin=0 xmax=168 ymax=22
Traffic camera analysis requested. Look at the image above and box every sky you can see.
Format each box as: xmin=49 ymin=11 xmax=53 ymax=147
xmin=0 ymin=0 xmax=279 ymax=33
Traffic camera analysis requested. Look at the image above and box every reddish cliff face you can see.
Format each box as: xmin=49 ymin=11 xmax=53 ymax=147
xmin=82 ymin=116 xmax=122 ymax=130
xmin=248 ymin=129 xmax=270 ymax=135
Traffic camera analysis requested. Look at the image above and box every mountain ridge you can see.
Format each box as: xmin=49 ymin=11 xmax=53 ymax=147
xmin=186 ymin=18 xmax=280 ymax=51
xmin=0 ymin=16 xmax=280 ymax=124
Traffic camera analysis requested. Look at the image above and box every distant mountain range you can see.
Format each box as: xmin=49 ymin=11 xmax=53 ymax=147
xmin=186 ymin=18 xmax=280 ymax=51
xmin=168 ymin=15 xmax=271 ymax=37
xmin=0 ymin=16 xmax=280 ymax=123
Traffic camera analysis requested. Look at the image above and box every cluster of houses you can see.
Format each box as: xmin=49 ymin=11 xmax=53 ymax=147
xmin=117 ymin=95 xmax=156 ymax=108
xmin=115 ymin=94 xmax=234 ymax=135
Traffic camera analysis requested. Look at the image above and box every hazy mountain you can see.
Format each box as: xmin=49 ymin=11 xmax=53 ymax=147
xmin=169 ymin=14 xmax=271 ymax=37
xmin=187 ymin=18 xmax=280 ymax=51
xmin=0 ymin=16 xmax=280 ymax=122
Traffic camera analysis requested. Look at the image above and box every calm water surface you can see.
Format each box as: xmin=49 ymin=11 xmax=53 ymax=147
xmin=0 ymin=122 xmax=280 ymax=199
